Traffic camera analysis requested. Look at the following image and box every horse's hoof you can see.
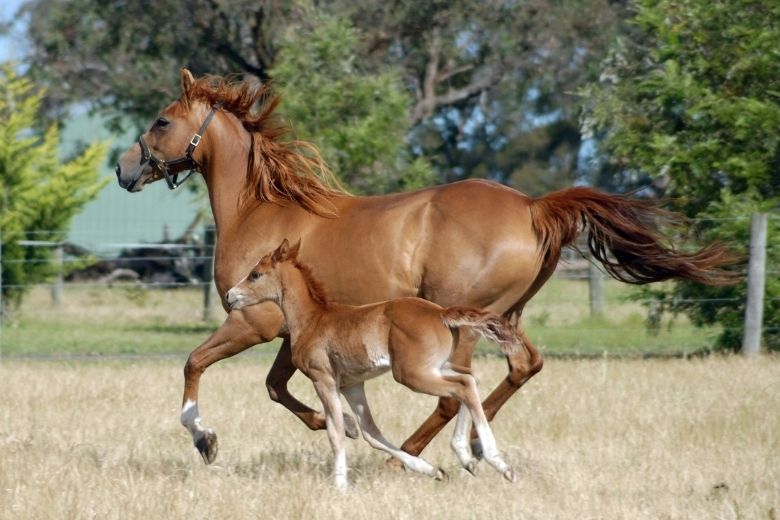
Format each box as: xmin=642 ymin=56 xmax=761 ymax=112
xmin=465 ymin=459 xmax=478 ymax=476
xmin=470 ymin=438 xmax=484 ymax=460
xmin=385 ymin=456 xmax=405 ymax=471
xmin=503 ymin=467 xmax=517 ymax=483
xmin=343 ymin=414 xmax=359 ymax=440
xmin=434 ymin=468 xmax=448 ymax=481
xmin=195 ymin=429 xmax=219 ymax=465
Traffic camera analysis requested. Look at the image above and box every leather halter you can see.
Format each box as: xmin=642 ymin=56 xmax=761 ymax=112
xmin=138 ymin=102 xmax=223 ymax=190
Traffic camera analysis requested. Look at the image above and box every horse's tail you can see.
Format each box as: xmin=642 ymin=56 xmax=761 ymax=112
xmin=528 ymin=187 xmax=737 ymax=285
xmin=442 ymin=307 xmax=521 ymax=355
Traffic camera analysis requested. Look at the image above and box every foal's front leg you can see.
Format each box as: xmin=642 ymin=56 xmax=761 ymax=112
xmin=310 ymin=374 xmax=349 ymax=490
xmin=266 ymin=339 xmax=359 ymax=439
xmin=342 ymin=385 xmax=445 ymax=480
xmin=181 ymin=304 xmax=281 ymax=464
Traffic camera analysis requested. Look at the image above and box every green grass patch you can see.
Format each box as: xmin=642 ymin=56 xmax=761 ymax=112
xmin=1 ymin=278 xmax=721 ymax=358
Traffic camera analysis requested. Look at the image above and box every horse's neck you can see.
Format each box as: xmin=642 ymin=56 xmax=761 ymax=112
xmin=201 ymin=117 xmax=251 ymax=234
xmin=277 ymin=264 xmax=325 ymax=340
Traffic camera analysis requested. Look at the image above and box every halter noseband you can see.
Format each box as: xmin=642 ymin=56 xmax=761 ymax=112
xmin=138 ymin=101 xmax=223 ymax=190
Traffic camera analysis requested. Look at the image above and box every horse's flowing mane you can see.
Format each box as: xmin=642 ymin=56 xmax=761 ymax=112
xmin=181 ymin=74 xmax=348 ymax=217
xmin=292 ymin=260 xmax=332 ymax=309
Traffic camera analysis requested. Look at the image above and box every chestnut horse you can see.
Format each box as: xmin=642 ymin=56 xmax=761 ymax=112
xmin=227 ymin=239 xmax=520 ymax=488
xmin=115 ymin=69 xmax=732 ymax=465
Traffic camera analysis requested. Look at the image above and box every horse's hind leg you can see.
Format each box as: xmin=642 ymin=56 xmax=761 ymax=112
xmin=467 ymin=323 xmax=542 ymax=458
xmin=342 ymin=384 xmax=445 ymax=480
xmin=478 ymin=322 xmax=543 ymax=421
xmin=181 ymin=305 xmax=280 ymax=464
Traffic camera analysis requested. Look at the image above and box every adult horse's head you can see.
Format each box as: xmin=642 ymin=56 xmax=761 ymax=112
xmin=115 ymin=69 xmax=223 ymax=192
xmin=115 ymin=69 xmax=343 ymax=217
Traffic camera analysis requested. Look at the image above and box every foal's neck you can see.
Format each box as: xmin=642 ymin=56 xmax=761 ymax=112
xmin=277 ymin=263 xmax=328 ymax=341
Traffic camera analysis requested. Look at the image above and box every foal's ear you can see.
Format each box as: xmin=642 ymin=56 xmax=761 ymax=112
xmin=287 ymin=239 xmax=302 ymax=260
xmin=180 ymin=68 xmax=195 ymax=94
xmin=272 ymin=238 xmax=290 ymax=263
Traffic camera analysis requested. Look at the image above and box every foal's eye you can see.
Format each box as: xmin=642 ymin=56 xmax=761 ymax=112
xmin=250 ymin=271 xmax=262 ymax=281
xmin=155 ymin=117 xmax=170 ymax=128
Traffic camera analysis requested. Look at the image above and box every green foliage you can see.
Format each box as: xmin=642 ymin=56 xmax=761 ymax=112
xmin=270 ymin=9 xmax=433 ymax=193
xmin=0 ymin=65 xmax=108 ymax=313
xmin=582 ymin=0 xmax=780 ymax=350
xmin=17 ymin=0 xmax=625 ymax=194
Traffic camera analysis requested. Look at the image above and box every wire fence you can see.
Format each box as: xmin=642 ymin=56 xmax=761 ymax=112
xmin=0 ymin=213 xmax=776 ymax=359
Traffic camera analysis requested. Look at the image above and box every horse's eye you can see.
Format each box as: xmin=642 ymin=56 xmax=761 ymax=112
xmin=155 ymin=117 xmax=170 ymax=128
xmin=250 ymin=271 xmax=262 ymax=281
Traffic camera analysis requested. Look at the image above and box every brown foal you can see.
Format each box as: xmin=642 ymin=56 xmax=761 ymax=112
xmin=227 ymin=239 xmax=520 ymax=488
xmin=115 ymin=70 xmax=735 ymax=466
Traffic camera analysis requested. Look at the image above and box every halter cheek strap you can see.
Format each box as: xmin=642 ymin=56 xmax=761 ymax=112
xmin=138 ymin=101 xmax=224 ymax=190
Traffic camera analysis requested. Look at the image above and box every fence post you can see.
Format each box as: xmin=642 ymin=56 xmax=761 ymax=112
xmin=202 ymin=225 xmax=216 ymax=322
xmin=588 ymin=257 xmax=604 ymax=318
xmin=742 ymin=212 xmax=768 ymax=356
xmin=51 ymin=243 xmax=63 ymax=307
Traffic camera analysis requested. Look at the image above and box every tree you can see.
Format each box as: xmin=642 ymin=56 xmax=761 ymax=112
xmin=582 ymin=0 xmax=780 ymax=350
xmin=14 ymin=0 xmax=627 ymax=194
xmin=0 ymin=65 xmax=108 ymax=316
xmin=270 ymin=8 xmax=432 ymax=193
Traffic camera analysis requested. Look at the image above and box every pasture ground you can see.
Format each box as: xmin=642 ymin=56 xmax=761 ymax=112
xmin=1 ymin=356 xmax=777 ymax=519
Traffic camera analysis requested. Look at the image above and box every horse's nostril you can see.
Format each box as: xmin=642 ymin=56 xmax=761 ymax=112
xmin=115 ymin=164 xmax=121 ymax=177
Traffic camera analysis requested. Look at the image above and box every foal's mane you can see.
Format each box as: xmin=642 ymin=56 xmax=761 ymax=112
xmin=292 ymin=260 xmax=332 ymax=309
xmin=181 ymin=74 xmax=348 ymax=217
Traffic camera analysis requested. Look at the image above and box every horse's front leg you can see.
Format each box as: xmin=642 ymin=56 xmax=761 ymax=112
xmin=181 ymin=303 xmax=282 ymax=464
xmin=265 ymin=339 xmax=359 ymax=439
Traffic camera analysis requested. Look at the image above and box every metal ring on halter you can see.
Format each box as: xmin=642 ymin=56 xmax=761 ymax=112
xmin=138 ymin=101 xmax=224 ymax=190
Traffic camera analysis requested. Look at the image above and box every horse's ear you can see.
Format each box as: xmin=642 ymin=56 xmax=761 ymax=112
xmin=272 ymin=238 xmax=290 ymax=263
xmin=180 ymin=68 xmax=195 ymax=94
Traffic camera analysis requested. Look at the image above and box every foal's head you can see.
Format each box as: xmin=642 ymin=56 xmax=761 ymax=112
xmin=226 ymin=239 xmax=301 ymax=310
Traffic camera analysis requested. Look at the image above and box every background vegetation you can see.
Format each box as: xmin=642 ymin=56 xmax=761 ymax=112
xmin=1 ymin=0 xmax=777 ymax=351
xmin=0 ymin=65 xmax=106 ymax=316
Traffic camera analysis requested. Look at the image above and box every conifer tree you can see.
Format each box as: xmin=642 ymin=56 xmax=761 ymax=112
xmin=0 ymin=65 xmax=108 ymax=315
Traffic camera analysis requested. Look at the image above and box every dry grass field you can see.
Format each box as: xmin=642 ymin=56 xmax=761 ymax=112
xmin=1 ymin=356 xmax=777 ymax=519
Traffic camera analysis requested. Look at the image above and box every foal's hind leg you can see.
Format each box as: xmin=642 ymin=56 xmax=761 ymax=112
xmin=450 ymin=403 xmax=478 ymax=475
xmin=342 ymin=385 xmax=445 ymax=480
xmin=397 ymin=329 xmax=478 ymax=459
xmin=180 ymin=304 xmax=280 ymax=464
xmin=395 ymin=365 xmax=515 ymax=482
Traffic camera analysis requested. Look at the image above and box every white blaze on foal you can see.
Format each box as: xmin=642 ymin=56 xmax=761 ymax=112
xmin=227 ymin=238 xmax=520 ymax=488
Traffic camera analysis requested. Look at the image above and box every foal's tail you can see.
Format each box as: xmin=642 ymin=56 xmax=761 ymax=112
xmin=442 ymin=307 xmax=521 ymax=355
xmin=529 ymin=187 xmax=737 ymax=285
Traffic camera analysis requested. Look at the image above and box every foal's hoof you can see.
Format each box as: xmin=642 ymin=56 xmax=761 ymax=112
xmin=434 ymin=468 xmax=448 ymax=481
xmin=344 ymin=414 xmax=359 ymax=440
xmin=195 ymin=429 xmax=219 ymax=465
xmin=464 ymin=459 xmax=479 ymax=477
xmin=503 ymin=467 xmax=517 ymax=483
